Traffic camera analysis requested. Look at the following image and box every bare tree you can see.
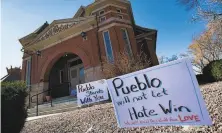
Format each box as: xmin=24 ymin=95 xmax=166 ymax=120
xmin=178 ymin=0 xmax=222 ymax=22
xmin=189 ymin=19 xmax=222 ymax=72
xmin=102 ymin=51 xmax=151 ymax=79
xmin=158 ymin=52 xmax=210 ymax=74
xmin=158 ymin=56 xmax=167 ymax=64
xmin=158 ymin=55 xmax=180 ymax=64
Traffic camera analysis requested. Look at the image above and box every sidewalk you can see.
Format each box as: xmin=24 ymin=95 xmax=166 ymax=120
xmin=26 ymin=113 xmax=62 ymax=121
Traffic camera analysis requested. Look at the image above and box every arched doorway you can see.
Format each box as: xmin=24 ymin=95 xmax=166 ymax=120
xmin=48 ymin=53 xmax=85 ymax=98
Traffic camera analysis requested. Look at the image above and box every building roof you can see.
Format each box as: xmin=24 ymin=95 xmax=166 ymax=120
xmin=1 ymin=67 xmax=21 ymax=82
xmin=1 ymin=74 xmax=10 ymax=81
xmin=135 ymin=25 xmax=157 ymax=51
xmin=1 ymin=74 xmax=21 ymax=82
xmin=135 ymin=25 xmax=157 ymax=35
xmin=19 ymin=22 xmax=49 ymax=46
xmin=73 ymin=6 xmax=86 ymax=18
xmin=33 ymin=21 xmax=49 ymax=34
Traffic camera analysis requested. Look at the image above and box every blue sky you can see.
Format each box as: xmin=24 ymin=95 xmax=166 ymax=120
xmin=1 ymin=0 xmax=205 ymax=77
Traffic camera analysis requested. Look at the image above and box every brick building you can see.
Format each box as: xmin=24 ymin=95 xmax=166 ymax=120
xmin=1 ymin=66 xmax=21 ymax=82
xmin=19 ymin=0 xmax=158 ymax=102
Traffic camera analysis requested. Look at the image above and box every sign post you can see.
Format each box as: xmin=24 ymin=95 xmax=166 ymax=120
xmin=107 ymin=59 xmax=212 ymax=128
xmin=77 ymin=79 xmax=109 ymax=106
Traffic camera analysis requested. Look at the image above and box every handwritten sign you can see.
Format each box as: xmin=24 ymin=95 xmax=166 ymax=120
xmin=107 ymin=59 xmax=212 ymax=128
xmin=77 ymin=79 xmax=109 ymax=106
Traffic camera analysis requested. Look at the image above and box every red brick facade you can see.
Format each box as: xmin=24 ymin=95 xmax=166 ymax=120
xmin=19 ymin=0 xmax=158 ymax=102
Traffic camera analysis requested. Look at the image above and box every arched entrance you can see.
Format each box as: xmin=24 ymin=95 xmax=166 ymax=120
xmin=48 ymin=53 xmax=85 ymax=98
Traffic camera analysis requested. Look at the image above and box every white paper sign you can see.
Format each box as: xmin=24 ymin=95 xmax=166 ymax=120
xmin=107 ymin=59 xmax=212 ymax=128
xmin=77 ymin=79 xmax=109 ymax=106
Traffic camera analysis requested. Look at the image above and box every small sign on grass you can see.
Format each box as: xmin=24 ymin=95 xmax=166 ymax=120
xmin=77 ymin=79 xmax=109 ymax=106
xmin=107 ymin=59 xmax=212 ymax=128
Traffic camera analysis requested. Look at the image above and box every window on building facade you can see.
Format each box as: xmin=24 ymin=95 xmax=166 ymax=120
xmin=118 ymin=15 xmax=123 ymax=19
xmin=100 ymin=16 xmax=106 ymax=22
xmin=99 ymin=10 xmax=105 ymax=15
xmin=26 ymin=58 xmax=31 ymax=86
xmin=103 ymin=31 xmax=114 ymax=62
xmin=59 ymin=70 xmax=64 ymax=84
xmin=117 ymin=8 xmax=122 ymax=13
xmin=121 ymin=28 xmax=132 ymax=55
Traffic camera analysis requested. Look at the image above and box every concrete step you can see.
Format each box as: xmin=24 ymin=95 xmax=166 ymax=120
xmin=28 ymin=105 xmax=79 ymax=117
xmin=28 ymin=102 xmax=78 ymax=114
xmin=31 ymin=100 xmax=77 ymax=110
xmin=28 ymin=96 xmax=78 ymax=117
xmin=34 ymin=97 xmax=77 ymax=109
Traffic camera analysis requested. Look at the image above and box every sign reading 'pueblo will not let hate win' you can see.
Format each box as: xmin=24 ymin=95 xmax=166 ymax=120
xmin=77 ymin=79 xmax=109 ymax=106
xmin=107 ymin=59 xmax=212 ymax=128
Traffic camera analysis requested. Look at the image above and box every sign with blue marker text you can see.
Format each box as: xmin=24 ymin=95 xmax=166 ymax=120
xmin=107 ymin=59 xmax=212 ymax=128
xmin=77 ymin=79 xmax=109 ymax=106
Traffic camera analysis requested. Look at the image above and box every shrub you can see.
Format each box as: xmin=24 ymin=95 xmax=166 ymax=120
xmin=102 ymin=51 xmax=151 ymax=79
xmin=1 ymin=81 xmax=28 ymax=133
xmin=203 ymin=60 xmax=222 ymax=82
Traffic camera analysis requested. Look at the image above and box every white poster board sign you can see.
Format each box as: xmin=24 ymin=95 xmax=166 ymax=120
xmin=77 ymin=79 xmax=109 ymax=106
xmin=107 ymin=59 xmax=212 ymax=128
